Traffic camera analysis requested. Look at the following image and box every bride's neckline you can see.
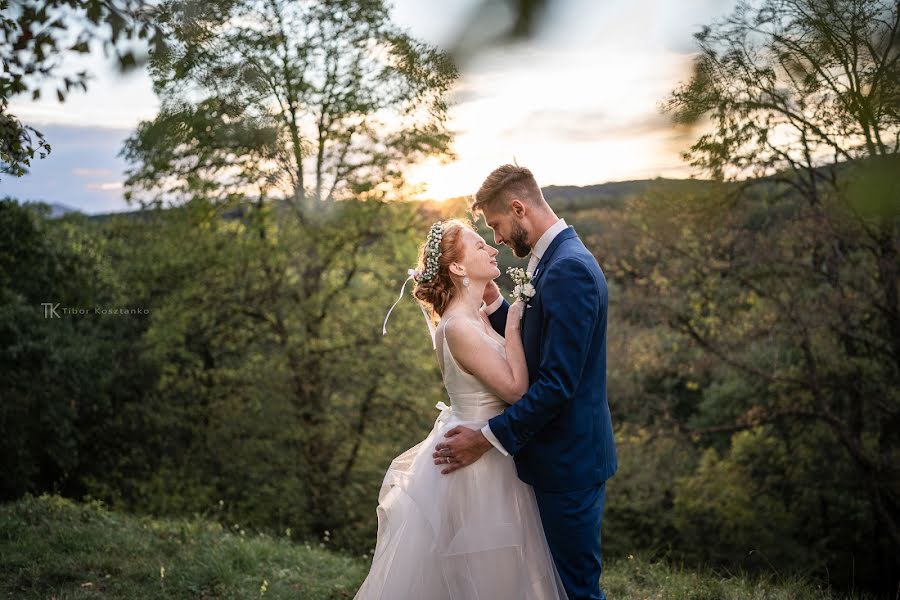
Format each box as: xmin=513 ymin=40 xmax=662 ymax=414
xmin=436 ymin=315 xmax=505 ymax=379
xmin=438 ymin=314 xmax=504 ymax=348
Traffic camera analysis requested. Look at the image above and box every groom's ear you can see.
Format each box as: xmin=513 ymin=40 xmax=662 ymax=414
xmin=510 ymin=199 xmax=526 ymax=217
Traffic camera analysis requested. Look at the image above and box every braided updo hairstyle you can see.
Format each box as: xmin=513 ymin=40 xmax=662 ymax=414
xmin=413 ymin=219 xmax=471 ymax=317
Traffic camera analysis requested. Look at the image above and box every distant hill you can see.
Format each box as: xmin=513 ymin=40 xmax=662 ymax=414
xmin=21 ymin=201 xmax=82 ymax=219
xmin=542 ymin=178 xmax=723 ymax=210
xmin=73 ymin=177 xmax=720 ymax=221
xmin=27 ymin=161 xmax=871 ymax=222
xmin=437 ymin=177 xmax=721 ymax=213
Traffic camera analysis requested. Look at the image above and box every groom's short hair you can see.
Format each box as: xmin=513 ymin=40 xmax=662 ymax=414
xmin=471 ymin=164 xmax=545 ymax=215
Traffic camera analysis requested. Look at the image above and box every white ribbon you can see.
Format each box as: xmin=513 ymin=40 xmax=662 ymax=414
xmin=435 ymin=400 xmax=452 ymax=425
xmin=382 ymin=268 xmax=437 ymax=349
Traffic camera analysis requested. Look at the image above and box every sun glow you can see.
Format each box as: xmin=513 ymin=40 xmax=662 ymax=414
xmin=403 ymin=43 xmax=699 ymax=201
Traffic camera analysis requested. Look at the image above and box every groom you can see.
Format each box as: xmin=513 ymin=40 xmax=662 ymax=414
xmin=433 ymin=164 xmax=617 ymax=600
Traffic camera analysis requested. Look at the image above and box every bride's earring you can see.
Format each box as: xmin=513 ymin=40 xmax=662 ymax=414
xmin=462 ymin=277 xmax=470 ymax=288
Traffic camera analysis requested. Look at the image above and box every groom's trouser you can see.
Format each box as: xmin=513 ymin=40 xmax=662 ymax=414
xmin=533 ymin=482 xmax=607 ymax=600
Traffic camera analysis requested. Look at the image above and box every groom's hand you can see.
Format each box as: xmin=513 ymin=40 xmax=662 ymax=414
xmin=482 ymin=281 xmax=501 ymax=307
xmin=433 ymin=427 xmax=492 ymax=475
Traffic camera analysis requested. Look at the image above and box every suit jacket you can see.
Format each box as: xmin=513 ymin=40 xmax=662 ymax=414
xmin=488 ymin=227 xmax=617 ymax=491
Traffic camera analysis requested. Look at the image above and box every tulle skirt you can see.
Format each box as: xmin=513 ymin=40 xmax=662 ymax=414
xmin=353 ymin=406 xmax=567 ymax=600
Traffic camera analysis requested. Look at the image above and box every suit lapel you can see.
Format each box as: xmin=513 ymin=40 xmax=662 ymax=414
xmin=521 ymin=228 xmax=575 ymax=371
xmin=532 ymin=227 xmax=578 ymax=284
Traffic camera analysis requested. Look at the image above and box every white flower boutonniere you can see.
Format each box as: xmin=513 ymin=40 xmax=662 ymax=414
xmin=507 ymin=267 xmax=536 ymax=305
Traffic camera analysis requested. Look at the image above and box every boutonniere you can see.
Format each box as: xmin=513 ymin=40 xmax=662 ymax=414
xmin=507 ymin=267 xmax=536 ymax=306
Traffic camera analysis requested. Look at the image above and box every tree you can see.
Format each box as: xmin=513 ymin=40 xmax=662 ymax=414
xmin=0 ymin=199 xmax=123 ymax=499
xmin=642 ymin=0 xmax=900 ymax=585
xmin=120 ymin=0 xmax=458 ymax=542
xmin=123 ymin=0 xmax=456 ymax=209
xmin=0 ymin=0 xmax=176 ymax=177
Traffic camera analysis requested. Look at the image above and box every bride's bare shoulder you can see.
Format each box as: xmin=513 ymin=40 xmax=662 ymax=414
xmin=441 ymin=314 xmax=483 ymax=347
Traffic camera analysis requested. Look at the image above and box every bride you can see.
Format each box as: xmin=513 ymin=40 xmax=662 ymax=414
xmin=355 ymin=219 xmax=567 ymax=599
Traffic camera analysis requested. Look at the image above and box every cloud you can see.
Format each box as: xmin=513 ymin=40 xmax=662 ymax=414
xmin=72 ymin=168 xmax=114 ymax=177
xmin=84 ymin=181 xmax=124 ymax=191
xmin=499 ymin=109 xmax=678 ymax=144
xmin=0 ymin=124 xmax=132 ymax=213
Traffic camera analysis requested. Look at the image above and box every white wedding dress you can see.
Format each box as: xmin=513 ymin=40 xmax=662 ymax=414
xmin=354 ymin=321 xmax=567 ymax=599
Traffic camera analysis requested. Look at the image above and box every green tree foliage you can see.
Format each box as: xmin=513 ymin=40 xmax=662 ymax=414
xmin=0 ymin=194 xmax=459 ymax=549
xmin=3 ymin=0 xmax=458 ymax=552
xmin=674 ymin=430 xmax=806 ymax=565
xmin=608 ymin=156 xmax=899 ymax=591
xmin=0 ymin=199 xmax=123 ymax=498
xmin=97 ymin=0 xmax=459 ymax=550
xmin=142 ymin=202 xmax=434 ymax=544
xmin=598 ymin=0 xmax=900 ymax=590
xmin=122 ymin=0 xmax=456 ymax=207
xmin=0 ymin=0 xmax=173 ymax=177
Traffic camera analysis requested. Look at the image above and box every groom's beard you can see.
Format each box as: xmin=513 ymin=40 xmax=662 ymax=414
xmin=509 ymin=221 xmax=532 ymax=258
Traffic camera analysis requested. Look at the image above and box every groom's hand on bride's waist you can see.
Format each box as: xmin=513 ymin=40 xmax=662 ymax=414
xmin=433 ymin=427 xmax=492 ymax=475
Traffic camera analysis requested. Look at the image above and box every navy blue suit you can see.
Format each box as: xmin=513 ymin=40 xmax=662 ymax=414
xmin=488 ymin=227 xmax=617 ymax=600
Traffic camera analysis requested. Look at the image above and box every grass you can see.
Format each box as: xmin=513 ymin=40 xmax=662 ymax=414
xmin=602 ymin=555 xmax=864 ymax=600
xmin=1 ymin=494 xmax=869 ymax=599
xmin=1 ymin=495 xmax=366 ymax=599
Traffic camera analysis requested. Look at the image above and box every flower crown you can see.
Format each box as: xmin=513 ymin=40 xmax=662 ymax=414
xmin=382 ymin=221 xmax=446 ymax=348
xmin=416 ymin=221 xmax=444 ymax=282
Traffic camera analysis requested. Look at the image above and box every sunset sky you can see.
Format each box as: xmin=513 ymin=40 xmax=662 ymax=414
xmin=0 ymin=0 xmax=736 ymax=213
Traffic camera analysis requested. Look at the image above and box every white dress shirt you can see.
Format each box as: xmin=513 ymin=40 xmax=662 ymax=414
xmin=480 ymin=219 xmax=568 ymax=455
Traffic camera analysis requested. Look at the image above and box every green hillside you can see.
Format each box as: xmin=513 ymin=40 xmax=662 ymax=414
xmin=1 ymin=495 xmax=867 ymax=600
